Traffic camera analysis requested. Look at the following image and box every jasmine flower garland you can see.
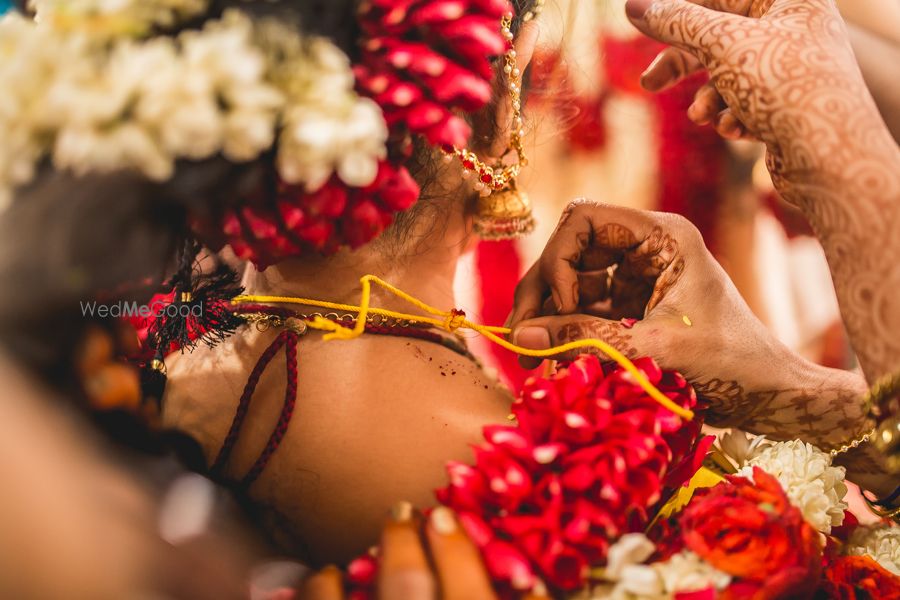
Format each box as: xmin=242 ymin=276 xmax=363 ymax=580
xmin=0 ymin=7 xmax=389 ymax=210
xmin=847 ymin=524 xmax=900 ymax=576
xmin=737 ymin=439 xmax=848 ymax=534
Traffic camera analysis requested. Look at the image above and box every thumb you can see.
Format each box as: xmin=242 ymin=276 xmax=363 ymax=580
xmin=625 ymin=0 xmax=739 ymax=64
xmin=511 ymin=315 xmax=652 ymax=369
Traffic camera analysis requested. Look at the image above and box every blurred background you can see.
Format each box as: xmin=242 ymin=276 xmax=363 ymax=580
xmin=1 ymin=0 xmax=898 ymax=596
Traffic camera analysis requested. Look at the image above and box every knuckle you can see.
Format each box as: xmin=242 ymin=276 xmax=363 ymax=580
xmin=565 ymin=197 xmax=596 ymax=212
xmin=663 ymin=212 xmax=703 ymax=246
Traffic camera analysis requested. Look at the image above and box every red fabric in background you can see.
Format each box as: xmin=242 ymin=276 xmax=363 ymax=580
xmin=475 ymin=239 xmax=536 ymax=391
xmin=651 ymin=74 xmax=726 ymax=255
xmin=603 ymin=36 xmax=726 ymax=254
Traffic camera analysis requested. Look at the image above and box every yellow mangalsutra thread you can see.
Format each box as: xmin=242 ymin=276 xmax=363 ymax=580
xmin=234 ymin=275 xmax=694 ymax=421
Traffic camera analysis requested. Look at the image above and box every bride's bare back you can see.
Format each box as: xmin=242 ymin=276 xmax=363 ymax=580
xmin=163 ymin=323 xmax=513 ymax=565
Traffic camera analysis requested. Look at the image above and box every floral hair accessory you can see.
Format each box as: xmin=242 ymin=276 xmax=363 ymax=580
xmin=354 ymin=0 xmax=513 ymax=149
xmin=27 ymin=0 xmax=209 ymax=37
xmin=0 ymin=8 xmax=280 ymax=208
xmin=1 ymin=0 xmax=514 ymax=267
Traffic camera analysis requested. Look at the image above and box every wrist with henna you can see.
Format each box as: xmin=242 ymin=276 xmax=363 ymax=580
xmin=702 ymin=354 xmax=895 ymax=496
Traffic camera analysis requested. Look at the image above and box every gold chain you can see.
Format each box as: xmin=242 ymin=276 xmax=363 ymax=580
xmin=442 ymin=4 xmax=543 ymax=194
xmin=827 ymin=371 xmax=900 ymax=459
xmin=239 ymin=311 xmax=422 ymax=333
xmin=829 ymin=427 xmax=877 ymax=458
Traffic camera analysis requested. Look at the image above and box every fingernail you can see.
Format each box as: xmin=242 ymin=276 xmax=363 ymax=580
xmin=391 ymin=501 xmax=413 ymax=522
xmin=625 ymin=0 xmax=653 ymax=20
xmin=687 ymin=101 xmax=701 ymax=121
xmin=514 ymin=326 xmax=551 ymax=349
xmin=640 ymin=57 xmax=665 ymax=91
xmin=430 ymin=507 xmax=457 ymax=535
xmin=550 ymin=290 xmax=563 ymax=313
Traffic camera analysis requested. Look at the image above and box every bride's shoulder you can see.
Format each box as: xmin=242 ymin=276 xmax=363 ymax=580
xmin=161 ymin=327 xmax=274 ymax=459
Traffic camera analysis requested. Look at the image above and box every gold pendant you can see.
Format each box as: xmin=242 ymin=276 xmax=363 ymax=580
xmin=474 ymin=181 xmax=535 ymax=240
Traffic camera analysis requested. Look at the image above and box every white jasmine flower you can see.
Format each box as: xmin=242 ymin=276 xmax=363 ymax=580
xmin=54 ymin=123 xmax=172 ymax=180
xmin=136 ymin=11 xmax=282 ymax=163
xmin=738 ymin=439 xmax=847 ymax=534
xmin=0 ymin=5 xmax=386 ymax=208
xmin=267 ymin=27 xmax=387 ymax=191
xmin=652 ymin=551 xmax=731 ymax=596
xmin=587 ymin=535 xmax=730 ymax=600
xmin=224 ymin=109 xmax=278 ymax=162
xmin=605 ymin=534 xmax=656 ymax=580
xmin=718 ymin=429 xmax=771 ymax=469
xmin=847 ymin=524 xmax=900 ymax=576
xmin=0 ymin=8 xmax=284 ymax=199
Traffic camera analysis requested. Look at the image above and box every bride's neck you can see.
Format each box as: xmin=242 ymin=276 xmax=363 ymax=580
xmin=241 ymin=197 xmax=474 ymax=312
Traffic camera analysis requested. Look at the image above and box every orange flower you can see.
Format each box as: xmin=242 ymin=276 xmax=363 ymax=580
xmin=681 ymin=468 xmax=822 ymax=599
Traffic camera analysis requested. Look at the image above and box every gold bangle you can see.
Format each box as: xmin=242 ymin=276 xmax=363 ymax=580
xmin=864 ymin=371 xmax=900 ymax=473
xmin=864 ymin=370 xmax=900 ymax=417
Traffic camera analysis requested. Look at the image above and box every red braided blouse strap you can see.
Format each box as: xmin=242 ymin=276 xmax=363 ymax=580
xmin=210 ymin=330 xmax=290 ymax=476
xmin=241 ymin=330 xmax=299 ymax=487
xmin=210 ymin=304 xmax=477 ymax=486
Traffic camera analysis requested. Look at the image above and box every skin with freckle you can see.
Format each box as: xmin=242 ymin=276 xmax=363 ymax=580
xmin=165 ymin=329 xmax=512 ymax=565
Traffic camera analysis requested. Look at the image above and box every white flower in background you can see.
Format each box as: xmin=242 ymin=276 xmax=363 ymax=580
xmin=0 ymin=9 xmax=284 ymax=199
xmin=30 ymin=0 xmax=209 ymax=37
xmin=54 ymin=123 xmax=172 ymax=180
xmin=271 ymin=34 xmax=388 ymax=191
xmin=738 ymin=439 xmax=847 ymax=534
xmin=718 ymin=430 xmax=771 ymax=469
xmin=133 ymin=11 xmax=283 ymax=164
xmin=0 ymin=13 xmax=66 ymax=200
xmin=605 ymin=534 xmax=656 ymax=581
xmin=0 ymin=6 xmax=388 ymax=207
xmin=847 ymin=525 xmax=900 ymax=576
xmin=652 ymin=551 xmax=731 ymax=597
xmin=587 ymin=534 xmax=730 ymax=600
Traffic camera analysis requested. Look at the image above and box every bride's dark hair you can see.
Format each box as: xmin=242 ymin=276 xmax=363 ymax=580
xmin=0 ymin=0 xmax=536 ymax=389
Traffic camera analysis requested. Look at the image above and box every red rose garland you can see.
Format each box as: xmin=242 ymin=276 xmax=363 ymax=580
xmin=354 ymin=0 xmax=513 ymax=148
xmin=217 ymin=161 xmax=419 ymax=270
xmin=348 ymin=355 xmax=711 ymax=597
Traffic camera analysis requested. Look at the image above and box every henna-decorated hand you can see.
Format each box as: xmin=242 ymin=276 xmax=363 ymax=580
xmin=625 ymin=0 xmax=900 ymax=383
xmin=508 ymin=200 xmax=782 ymax=427
xmin=509 ymin=200 xmax=894 ymax=494
xmin=625 ymin=0 xmax=883 ymax=161
xmin=508 ymin=201 xmax=865 ymax=431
